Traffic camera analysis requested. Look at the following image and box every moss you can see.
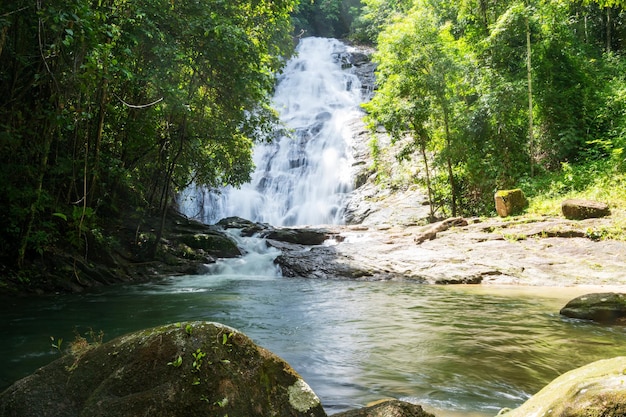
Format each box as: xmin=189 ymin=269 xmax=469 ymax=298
xmin=501 ymin=357 xmax=626 ymax=417
xmin=495 ymin=189 xmax=528 ymax=217
xmin=288 ymin=379 xmax=321 ymax=412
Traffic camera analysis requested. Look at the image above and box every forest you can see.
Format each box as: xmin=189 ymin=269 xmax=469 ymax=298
xmin=1 ymin=0 xmax=625 ymax=290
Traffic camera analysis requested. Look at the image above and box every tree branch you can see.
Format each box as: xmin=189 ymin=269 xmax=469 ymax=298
xmin=113 ymin=94 xmax=163 ymax=109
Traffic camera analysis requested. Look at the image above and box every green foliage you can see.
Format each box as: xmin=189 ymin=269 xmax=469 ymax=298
xmin=167 ymin=355 xmax=183 ymax=368
xmin=351 ymin=0 xmax=413 ymax=43
xmin=520 ymin=158 xmax=626 ymax=241
xmin=191 ymin=348 xmax=207 ymax=372
xmin=292 ymin=0 xmax=363 ymax=38
xmin=50 ymin=336 xmax=63 ymax=353
xmin=0 ymin=0 xmax=297 ymax=278
xmin=360 ymin=0 xmax=626 ymax=217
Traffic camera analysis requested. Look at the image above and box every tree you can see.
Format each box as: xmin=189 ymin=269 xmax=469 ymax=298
xmin=363 ymin=2 xmax=465 ymax=217
xmin=0 ymin=0 xmax=297 ymax=271
xmin=292 ymin=0 xmax=363 ymax=38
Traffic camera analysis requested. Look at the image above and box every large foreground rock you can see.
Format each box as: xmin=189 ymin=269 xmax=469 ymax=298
xmin=500 ymin=356 xmax=626 ymax=417
xmin=0 ymin=322 xmax=326 ymax=417
xmin=560 ymin=292 xmax=626 ymax=323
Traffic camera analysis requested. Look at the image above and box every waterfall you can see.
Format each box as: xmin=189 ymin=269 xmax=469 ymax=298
xmin=179 ymin=37 xmax=364 ymax=226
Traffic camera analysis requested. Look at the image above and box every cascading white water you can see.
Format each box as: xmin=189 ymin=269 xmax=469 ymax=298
xmin=179 ymin=37 xmax=364 ymax=226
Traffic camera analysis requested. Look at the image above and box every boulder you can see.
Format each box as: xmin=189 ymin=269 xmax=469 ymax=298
xmin=177 ymin=232 xmax=241 ymax=258
xmin=216 ymin=216 xmax=270 ymax=236
xmin=561 ymin=199 xmax=611 ymax=220
xmin=170 ymin=215 xmax=242 ymax=258
xmin=494 ymin=189 xmax=528 ymax=217
xmin=263 ymin=227 xmax=330 ymax=246
xmin=499 ymin=356 xmax=626 ymax=417
xmin=0 ymin=322 xmax=326 ymax=417
xmin=560 ymin=292 xmax=626 ymax=323
xmin=333 ymin=399 xmax=436 ymax=417
xmin=274 ymin=245 xmax=374 ymax=280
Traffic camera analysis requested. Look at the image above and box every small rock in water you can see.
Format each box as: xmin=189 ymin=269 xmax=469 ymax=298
xmin=333 ymin=399 xmax=436 ymax=417
xmin=560 ymin=292 xmax=626 ymax=323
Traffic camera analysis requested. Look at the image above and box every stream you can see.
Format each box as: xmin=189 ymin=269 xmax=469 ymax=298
xmin=2 ymin=247 xmax=625 ymax=416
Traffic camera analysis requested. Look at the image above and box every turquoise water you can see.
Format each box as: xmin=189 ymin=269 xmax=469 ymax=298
xmin=2 ymin=274 xmax=625 ymax=416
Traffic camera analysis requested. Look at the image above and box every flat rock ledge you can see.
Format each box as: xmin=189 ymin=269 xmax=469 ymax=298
xmin=272 ymin=216 xmax=626 ymax=287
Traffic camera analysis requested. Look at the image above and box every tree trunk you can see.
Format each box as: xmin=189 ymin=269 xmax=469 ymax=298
xmin=149 ymin=118 xmax=186 ymax=259
xmin=526 ymin=14 xmax=534 ymax=177
xmin=606 ymin=6 xmax=612 ymax=52
xmin=441 ymin=100 xmax=456 ymax=217
xmin=18 ymin=126 xmax=53 ymax=267
xmin=419 ymin=137 xmax=435 ymax=221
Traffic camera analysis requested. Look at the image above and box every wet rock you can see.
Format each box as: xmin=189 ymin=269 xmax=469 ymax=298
xmin=0 ymin=321 xmax=326 ymax=417
xmin=216 ymin=216 xmax=269 ymax=236
xmin=176 ymin=231 xmax=241 ymax=258
xmin=560 ymin=292 xmax=626 ymax=323
xmin=275 ymin=245 xmax=374 ymax=280
xmin=345 ymin=45 xmax=376 ymax=101
xmin=494 ymin=189 xmax=528 ymax=217
xmin=333 ymin=399 xmax=436 ymax=417
xmin=499 ymin=356 xmax=626 ymax=417
xmin=562 ymin=199 xmax=611 ymax=220
xmin=263 ymin=227 xmax=331 ymax=246
xmin=168 ymin=212 xmax=242 ymax=258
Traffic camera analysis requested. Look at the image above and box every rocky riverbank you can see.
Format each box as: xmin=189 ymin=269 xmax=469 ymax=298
xmin=270 ymin=214 xmax=626 ymax=288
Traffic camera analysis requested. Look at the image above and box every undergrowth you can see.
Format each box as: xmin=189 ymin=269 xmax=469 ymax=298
xmin=519 ymin=159 xmax=626 ymax=240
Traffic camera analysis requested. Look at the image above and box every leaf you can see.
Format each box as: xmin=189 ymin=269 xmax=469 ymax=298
xmin=167 ymin=355 xmax=183 ymax=367
xmin=52 ymin=212 xmax=67 ymax=221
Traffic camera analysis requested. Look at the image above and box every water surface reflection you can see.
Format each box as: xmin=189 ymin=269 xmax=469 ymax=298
xmin=2 ymin=278 xmax=625 ymax=416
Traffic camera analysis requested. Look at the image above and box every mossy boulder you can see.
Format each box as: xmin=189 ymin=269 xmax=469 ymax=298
xmin=177 ymin=232 xmax=241 ymax=258
xmin=494 ymin=189 xmax=528 ymax=217
xmin=561 ymin=199 xmax=611 ymax=220
xmin=0 ymin=322 xmax=326 ymax=417
xmin=560 ymin=292 xmax=626 ymax=323
xmin=499 ymin=356 xmax=626 ymax=417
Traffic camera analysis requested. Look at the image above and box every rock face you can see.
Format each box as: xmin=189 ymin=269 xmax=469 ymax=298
xmin=500 ymin=356 xmax=626 ymax=417
xmin=560 ymin=292 xmax=626 ymax=323
xmin=494 ymin=189 xmax=528 ymax=217
xmin=343 ymin=42 xmax=377 ymax=101
xmin=0 ymin=322 xmax=326 ymax=417
xmin=333 ymin=399 xmax=436 ymax=417
xmin=562 ymin=199 xmax=611 ymax=220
